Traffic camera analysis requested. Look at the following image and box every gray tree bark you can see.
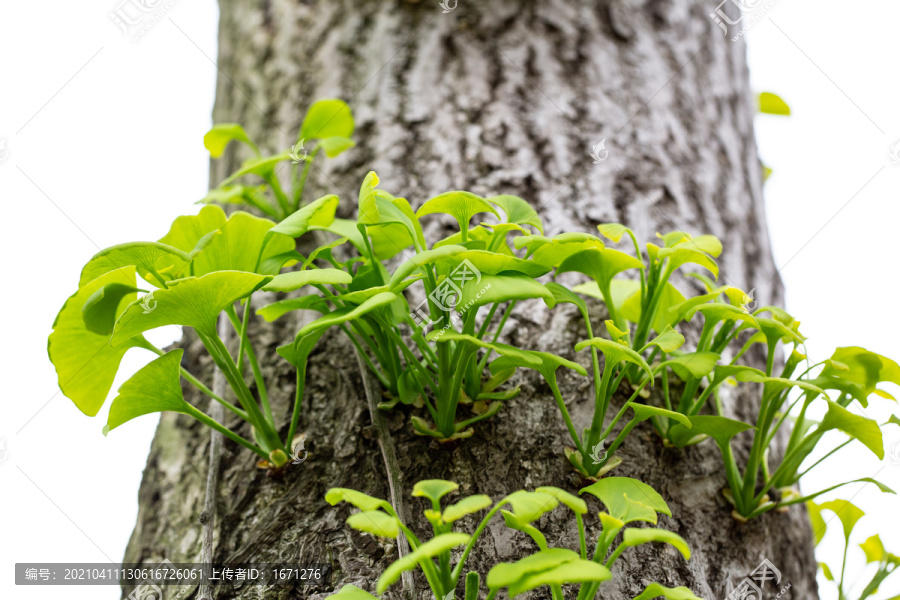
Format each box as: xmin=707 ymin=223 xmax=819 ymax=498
xmin=123 ymin=1 xmax=818 ymax=599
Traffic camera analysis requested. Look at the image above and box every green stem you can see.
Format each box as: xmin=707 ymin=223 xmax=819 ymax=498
xmin=181 ymin=402 xmax=267 ymax=459
xmin=549 ymin=376 xmax=586 ymax=456
xmin=226 ymin=304 xmax=275 ymax=429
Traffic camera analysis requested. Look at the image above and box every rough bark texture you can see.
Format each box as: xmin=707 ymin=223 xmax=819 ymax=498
xmin=123 ymin=1 xmax=818 ymax=599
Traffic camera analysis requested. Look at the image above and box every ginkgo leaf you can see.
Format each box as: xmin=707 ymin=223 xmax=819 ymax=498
xmin=657 ymin=352 xmax=720 ymax=379
xmin=439 ymin=250 xmax=551 ymax=278
xmin=388 ymin=245 xmax=468 ymax=289
xmin=672 ymin=415 xmax=753 ymax=452
xmin=622 ymin=528 xmax=691 ymax=560
xmin=270 ymin=195 xmax=339 ymax=238
xmin=487 ymin=194 xmax=543 ymax=233
xmin=295 ymin=292 xmax=397 ymax=338
xmin=633 ymin=583 xmax=704 ymax=600
xmin=501 ymin=490 xmax=559 ymax=523
xmin=488 ymin=549 xmax=611 ymax=597
xmin=416 ymin=191 xmax=499 ymax=235
xmin=377 ymin=533 xmax=470 ymax=593
xmin=301 ymin=99 xmax=354 ymax=140
xmin=325 ymin=585 xmax=379 ymax=600
xmin=620 ymin=281 xmax=686 ymax=331
xmin=48 ymin=267 xmax=146 ymax=417
xmin=574 ymin=338 xmax=653 ymax=381
xmin=557 ymin=248 xmax=644 ymax=291
xmin=262 ymin=268 xmax=352 ymax=292
xmin=822 ymin=347 xmax=900 ymax=397
xmin=818 ymin=400 xmax=884 ymax=460
xmin=223 ymin=153 xmax=292 ymax=184
xmin=412 ymin=480 xmax=459 ymax=503
xmin=443 ymin=495 xmax=493 ymax=523
xmin=597 ymin=223 xmax=633 ymax=243
xmin=627 ymin=403 xmax=691 ymax=429
xmin=81 ymin=282 xmax=141 ymax=335
xmin=644 ymin=326 xmax=685 ymax=353
xmin=520 ymin=233 xmax=605 ymax=267
xmin=457 ymin=273 xmax=554 ymax=310
xmin=685 ymin=303 xmax=758 ymax=329
xmin=204 ymin=123 xmax=259 ymax=157
xmin=657 ymin=245 xmax=718 ymax=278
xmin=735 ymin=371 xmax=825 ymax=397
xmin=758 ymin=92 xmax=791 ymax=116
xmin=816 ymin=499 xmax=864 ymax=545
xmin=347 ymin=510 xmax=400 ymax=538
xmin=325 ymin=488 xmax=393 ymax=512
xmin=580 ymin=477 xmax=671 ymax=524
xmin=534 ymin=487 xmax=588 ymax=514
xmin=105 ymin=350 xmax=189 ymax=433
xmin=427 ymin=332 xmax=542 ymax=367
xmin=79 ymin=242 xmax=193 ymax=288
xmin=860 ymin=534 xmax=885 ymax=564
xmin=319 ymin=136 xmax=356 ymax=158
xmin=112 ymin=271 xmax=272 ymax=343
xmin=490 ymin=350 xmax=587 ymax=382
xmin=256 ymin=296 xmax=329 ymax=322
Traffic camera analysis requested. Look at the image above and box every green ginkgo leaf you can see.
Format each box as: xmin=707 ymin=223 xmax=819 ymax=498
xmin=580 ymin=477 xmax=671 ymax=524
xmin=672 ymin=415 xmax=753 ymax=452
xmin=203 ymin=123 xmax=259 ymax=157
xmin=574 ymin=338 xmax=653 ymax=381
xmin=388 ymin=245 xmax=468 ymax=289
xmin=758 ymin=92 xmax=791 ymax=116
xmin=296 ymin=292 xmax=397 ymax=337
xmin=534 ymin=487 xmax=588 ymax=514
xmin=112 ymin=271 xmax=272 ymax=343
xmin=319 ymin=136 xmax=356 ymax=158
xmin=657 ymin=245 xmax=718 ymax=278
xmin=81 ymin=282 xmax=141 ymax=336
xmin=518 ymin=233 xmax=605 ymax=267
xmin=79 ymin=242 xmax=194 ymax=288
xmin=456 ymin=273 xmax=554 ymax=310
xmin=860 ymin=534 xmax=885 ymax=564
xmin=644 ymin=326 xmax=685 ymax=353
xmin=815 ymin=499 xmax=864 ymax=545
xmin=822 ymin=347 xmax=900 ymax=397
xmin=808 ymin=501 xmax=827 ymax=545
xmin=735 ymin=371 xmax=825 ymax=397
xmin=597 ymin=223 xmax=634 ymax=243
xmin=325 ymin=585 xmax=379 ymax=600
xmin=440 ymin=250 xmax=551 ymax=278
xmin=443 ymin=495 xmax=493 ymax=523
xmin=501 ymin=490 xmax=559 ymax=523
xmin=627 ymin=403 xmax=691 ymax=429
xmin=270 ymin=194 xmax=339 ymax=238
xmin=377 ymin=533 xmax=470 ymax=593
xmin=262 ymin=268 xmax=352 ymax=292
xmin=487 ymin=194 xmax=543 ymax=233
xmin=325 ymin=488 xmax=393 ymax=512
xmin=633 ymin=583 xmax=704 ymax=600
xmin=416 ymin=191 xmax=499 ymax=236
xmin=48 ymin=267 xmax=146 ymax=417
xmin=622 ymin=528 xmax=691 ymax=560
xmin=357 ymin=173 xmax=421 ymax=258
xmin=223 ymin=153 xmax=292 ymax=184
xmin=818 ymin=400 xmax=884 ymax=460
xmin=490 ymin=350 xmax=587 ymax=382
xmin=198 ymin=184 xmax=268 ymax=209
xmin=256 ymin=296 xmax=329 ymax=322
xmin=487 ymin=549 xmax=611 ymax=597
xmin=620 ymin=281 xmax=686 ymax=332
xmin=301 ymin=99 xmax=354 ymax=140
xmin=656 ymin=352 xmax=720 ymax=379
xmin=347 ymin=510 xmax=400 ymax=538
xmin=105 ymin=350 xmax=189 ymax=433
xmin=412 ymin=480 xmax=459 ymax=503
xmin=426 ymin=331 xmax=542 ymax=367
xmin=685 ymin=303 xmax=758 ymax=329
xmin=557 ymin=248 xmax=644 ymax=292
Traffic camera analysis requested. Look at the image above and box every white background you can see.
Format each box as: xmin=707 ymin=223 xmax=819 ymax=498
xmin=0 ymin=1 xmax=897 ymax=599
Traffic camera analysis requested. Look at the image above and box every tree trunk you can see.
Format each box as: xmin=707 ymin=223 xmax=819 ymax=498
xmin=123 ymin=1 xmax=818 ymax=599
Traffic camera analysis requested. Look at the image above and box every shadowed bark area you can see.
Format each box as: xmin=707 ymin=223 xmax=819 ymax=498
xmin=122 ymin=1 xmax=817 ymax=598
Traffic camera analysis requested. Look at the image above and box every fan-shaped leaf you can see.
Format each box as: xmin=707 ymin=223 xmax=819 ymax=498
xmin=79 ymin=242 xmax=193 ymax=288
xmin=112 ymin=271 xmax=272 ymax=342
xmin=81 ymin=282 xmax=141 ymax=335
xmin=319 ymin=136 xmax=355 ymax=157
xmin=633 ymin=583 xmax=704 ymax=600
xmin=443 ymin=495 xmax=493 ymax=523
xmin=457 ymin=273 xmax=554 ymax=310
xmin=262 ymin=268 xmax=352 ymax=292
xmin=416 ymin=191 xmax=499 ymax=234
xmin=270 ymin=194 xmax=339 ymax=238
xmin=257 ymin=296 xmax=329 ymax=322
xmin=622 ymin=528 xmax=691 ymax=560
xmin=377 ymin=533 xmax=470 ymax=593
xmin=412 ymin=480 xmax=459 ymax=503
xmin=325 ymin=488 xmax=392 ymax=512
xmin=557 ymin=248 xmax=644 ymax=291
xmin=204 ymin=123 xmax=258 ymax=158
xmin=301 ymin=99 xmax=354 ymax=140
xmin=347 ymin=510 xmax=399 ymax=538
xmin=105 ymin=350 xmax=189 ymax=433
xmin=657 ymin=352 xmax=720 ymax=379
xmin=574 ymin=338 xmax=653 ymax=381
xmin=487 ymin=549 xmax=611 ymax=597
xmin=296 ymin=292 xmax=397 ymax=337
xmin=818 ymin=400 xmax=884 ymax=459
xmin=534 ymin=487 xmax=588 ymax=514
xmin=487 ymin=195 xmax=543 ymax=233
xmin=645 ymin=326 xmax=685 ymax=353
xmin=580 ymin=477 xmax=671 ymax=524
xmin=325 ymin=585 xmax=379 ymax=600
